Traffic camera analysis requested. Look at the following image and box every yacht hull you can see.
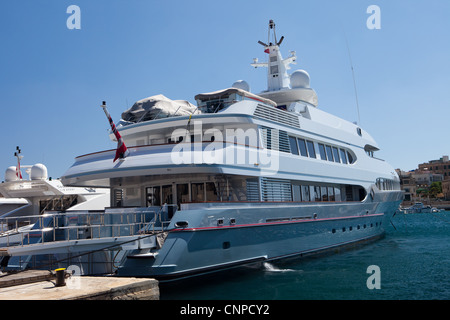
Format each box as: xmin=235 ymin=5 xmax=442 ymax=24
xmin=118 ymin=196 xmax=402 ymax=280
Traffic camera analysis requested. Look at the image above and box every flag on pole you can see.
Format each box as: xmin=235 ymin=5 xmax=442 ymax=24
xmin=101 ymin=101 xmax=129 ymax=162
xmin=14 ymin=147 xmax=23 ymax=179
xmin=16 ymin=158 xmax=22 ymax=179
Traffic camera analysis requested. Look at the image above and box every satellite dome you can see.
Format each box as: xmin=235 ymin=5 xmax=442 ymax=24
xmin=290 ymin=70 xmax=311 ymax=88
xmin=5 ymin=166 xmax=19 ymax=182
xmin=232 ymin=80 xmax=250 ymax=92
xmin=30 ymin=163 xmax=48 ymax=181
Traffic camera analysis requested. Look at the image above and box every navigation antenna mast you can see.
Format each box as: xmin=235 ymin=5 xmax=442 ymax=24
xmin=252 ymin=20 xmax=293 ymax=92
xmin=343 ymin=32 xmax=361 ymax=125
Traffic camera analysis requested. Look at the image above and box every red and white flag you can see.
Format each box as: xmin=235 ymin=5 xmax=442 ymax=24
xmin=101 ymin=102 xmax=129 ymax=162
xmin=16 ymin=160 xmax=22 ymax=179
xmin=14 ymin=147 xmax=23 ymax=179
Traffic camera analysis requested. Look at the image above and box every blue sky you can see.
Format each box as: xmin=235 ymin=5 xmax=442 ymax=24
xmin=1 ymin=0 xmax=449 ymax=180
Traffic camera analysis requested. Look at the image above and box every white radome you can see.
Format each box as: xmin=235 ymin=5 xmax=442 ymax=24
xmin=232 ymin=80 xmax=250 ymax=92
xmin=4 ymin=166 xmax=19 ymax=182
xmin=290 ymin=69 xmax=310 ymax=88
xmin=30 ymin=163 xmax=48 ymax=180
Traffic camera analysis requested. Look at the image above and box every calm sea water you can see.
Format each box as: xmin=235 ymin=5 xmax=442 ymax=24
xmin=160 ymin=211 xmax=450 ymax=300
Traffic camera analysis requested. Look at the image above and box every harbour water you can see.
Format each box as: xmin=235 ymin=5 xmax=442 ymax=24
xmin=160 ymin=211 xmax=450 ymax=300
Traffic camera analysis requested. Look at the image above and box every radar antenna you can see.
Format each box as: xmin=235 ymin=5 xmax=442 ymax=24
xmin=252 ymin=20 xmax=296 ymax=92
xmin=259 ymin=19 xmax=284 ymax=48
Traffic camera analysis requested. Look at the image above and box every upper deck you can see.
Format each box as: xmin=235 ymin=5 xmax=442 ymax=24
xmin=61 ymin=20 xmax=394 ymax=192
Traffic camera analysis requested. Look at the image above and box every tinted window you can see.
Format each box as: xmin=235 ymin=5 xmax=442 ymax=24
xmin=289 ymin=136 xmax=299 ymax=155
xmin=314 ymin=186 xmax=321 ymax=201
xmin=328 ymin=187 xmax=335 ymax=201
xmin=332 ymin=147 xmax=340 ymax=163
xmin=340 ymin=149 xmax=348 ymax=164
xmin=301 ymin=185 xmax=310 ymax=201
xmin=298 ymin=139 xmax=308 ymax=157
xmin=321 ymin=186 xmax=328 ymax=201
xmin=318 ymin=144 xmax=327 ymax=160
xmin=326 ymin=145 xmax=333 ymax=162
xmin=347 ymin=151 xmax=354 ymax=164
xmin=307 ymin=141 xmax=316 ymax=158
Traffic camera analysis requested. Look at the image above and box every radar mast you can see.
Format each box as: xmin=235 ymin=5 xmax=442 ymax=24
xmin=251 ymin=20 xmax=297 ymax=92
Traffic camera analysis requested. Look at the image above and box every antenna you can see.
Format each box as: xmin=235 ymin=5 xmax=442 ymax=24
xmin=343 ymin=31 xmax=361 ymax=125
xmin=258 ymin=20 xmax=284 ymax=49
xmin=269 ymin=19 xmax=277 ymax=44
xmin=277 ymin=36 xmax=284 ymax=46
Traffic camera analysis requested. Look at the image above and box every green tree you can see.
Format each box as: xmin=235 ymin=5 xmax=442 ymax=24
xmin=429 ymin=181 xmax=442 ymax=199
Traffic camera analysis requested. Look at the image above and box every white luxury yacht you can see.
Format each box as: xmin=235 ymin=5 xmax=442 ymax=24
xmin=2 ymin=21 xmax=403 ymax=280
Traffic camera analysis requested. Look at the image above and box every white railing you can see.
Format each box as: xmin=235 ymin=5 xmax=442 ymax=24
xmin=0 ymin=205 xmax=176 ymax=248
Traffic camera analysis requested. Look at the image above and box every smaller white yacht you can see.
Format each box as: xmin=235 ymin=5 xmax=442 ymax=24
xmin=0 ymin=147 xmax=110 ymax=220
xmin=0 ymin=148 xmax=110 ymax=273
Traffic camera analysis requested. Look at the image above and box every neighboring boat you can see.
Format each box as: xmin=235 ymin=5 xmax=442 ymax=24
xmin=0 ymin=149 xmax=111 ymax=273
xmin=400 ymin=202 xmax=441 ymax=214
xmin=4 ymin=20 xmax=403 ymax=280
xmin=0 ymin=149 xmax=110 ymax=221
xmin=0 ymin=197 xmax=28 ymax=218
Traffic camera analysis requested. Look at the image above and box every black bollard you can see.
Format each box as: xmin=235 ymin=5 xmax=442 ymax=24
xmin=55 ymin=268 xmax=67 ymax=287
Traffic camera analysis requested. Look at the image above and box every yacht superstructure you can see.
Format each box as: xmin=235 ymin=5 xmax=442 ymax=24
xmin=3 ymin=21 xmax=403 ymax=280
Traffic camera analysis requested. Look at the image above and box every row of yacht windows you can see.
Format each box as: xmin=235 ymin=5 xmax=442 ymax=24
xmin=291 ymin=184 xmax=366 ymax=202
xmin=113 ymin=179 xmax=367 ymax=208
xmin=376 ymin=178 xmax=400 ymax=191
xmin=288 ymin=136 xmax=355 ymax=164
xmin=135 ymin=127 xmax=356 ymax=167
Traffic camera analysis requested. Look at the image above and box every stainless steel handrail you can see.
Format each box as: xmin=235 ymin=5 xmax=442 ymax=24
xmin=0 ymin=206 xmax=176 ymax=248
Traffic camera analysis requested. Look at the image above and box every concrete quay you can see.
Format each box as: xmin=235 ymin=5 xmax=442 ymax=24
xmin=0 ymin=270 xmax=159 ymax=300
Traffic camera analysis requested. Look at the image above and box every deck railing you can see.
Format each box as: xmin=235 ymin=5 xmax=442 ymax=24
xmin=0 ymin=205 xmax=176 ymax=248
